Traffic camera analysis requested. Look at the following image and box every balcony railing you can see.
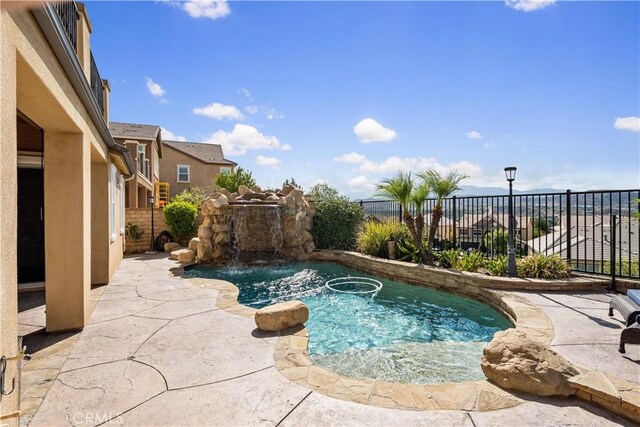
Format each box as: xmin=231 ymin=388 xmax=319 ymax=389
xmin=90 ymin=52 xmax=105 ymax=115
xmin=53 ymin=1 xmax=78 ymax=49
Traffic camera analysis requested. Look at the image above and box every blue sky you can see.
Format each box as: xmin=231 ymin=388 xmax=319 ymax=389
xmin=89 ymin=0 xmax=640 ymax=197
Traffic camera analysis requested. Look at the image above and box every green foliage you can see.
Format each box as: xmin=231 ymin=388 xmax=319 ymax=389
xmin=596 ymin=260 xmax=640 ymax=277
xmin=173 ymin=186 xmax=208 ymax=207
xmin=483 ymin=228 xmax=509 ymax=255
xmin=163 ymin=201 xmax=198 ymax=242
xmin=283 ymin=177 xmax=302 ymax=190
xmin=215 ymin=167 xmax=256 ymax=193
xmin=312 ymin=196 xmax=364 ymax=250
xmin=437 ymin=248 xmax=462 ymax=268
xmin=485 ymin=256 xmax=508 ymax=276
xmin=533 ymin=217 xmax=551 ymax=238
xmin=397 ymin=239 xmax=420 ymax=263
xmin=516 ymin=254 xmax=571 ymax=279
xmin=376 ymin=172 xmax=413 ymax=208
xmin=125 ymin=223 xmax=144 ymax=252
xmin=456 ymin=250 xmax=486 ymax=272
xmin=308 ymin=183 xmax=340 ymax=202
xmin=634 ymin=199 xmax=640 ymax=220
xmin=417 ymin=170 xmax=467 ymax=203
xmin=357 ymin=221 xmax=410 ymax=258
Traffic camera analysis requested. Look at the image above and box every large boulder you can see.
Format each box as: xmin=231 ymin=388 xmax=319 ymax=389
xmin=164 ymin=242 xmax=181 ymax=252
xmin=255 ymin=300 xmax=309 ymax=332
xmin=481 ymin=329 xmax=579 ymax=397
xmin=188 ymin=237 xmax=199 ymax=252
xmin=177 ymin=249 xmax=196 ymax=264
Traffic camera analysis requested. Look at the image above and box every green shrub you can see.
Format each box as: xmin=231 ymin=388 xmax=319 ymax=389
xmin=456 ymin=250 xmax=486 ymax=272
xmin=173 ymin=187 xmax=208 ymax=207
xmin=485 ymin=255 xmax=508 ymax=276
xmin=437 ymin=248 xmax=462 ymax=268
xmin=397 ymin=239 xmax=420 ymax=263
xmin=125 ymin=223 xmax=144 ymax=252
xmin=483 ymin=228 xmax=508 ymax=255
xmin=516 ymin=254 xmax=571 ymax=279
xmin=215 ymin=167 xmax=256 ymax=193
xmin=313 ymin=196 xmax=364 ymax=250
xmin=357 ymin=221 xmax=410 ymax=258
xmin=163 ymin=201 xmax=198 ymax=243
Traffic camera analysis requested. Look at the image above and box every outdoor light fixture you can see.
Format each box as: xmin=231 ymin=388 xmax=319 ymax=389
xmin=149 ymin=194 xmax=156 ymax=252
xmin=504 ymin=166 xmax=517 ymax=183
xmin=504 ymin=167 xmax=517 ymax=277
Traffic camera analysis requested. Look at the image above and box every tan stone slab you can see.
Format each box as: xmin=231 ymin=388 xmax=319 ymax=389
xmin=29 ymin=360 xmax=166 ymax=427
xmin=570 ymin=371 xmax=622 ymax=400
xmin=104 ymin=367 xmax=310 ymax=427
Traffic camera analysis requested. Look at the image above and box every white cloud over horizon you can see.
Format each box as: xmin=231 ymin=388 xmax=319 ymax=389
xmin=353 ymin=118 xmax=397 ymax=143
xmin=203 ymin=124 xmax=291 ymax=156
xmin=245 ymin=105 xmax=285 ymax=120
xmin=347 ymin=175 xmax=376 ymax=191
xmin=255 ymin=155 xmax=281 ymax=167
xmin=505 ymin=0 xmax=556 ymax=12
xmin=614 ymin=116 xmax=640 ymax=133
xmin=467 ymin=130 xmax=483 ymax=140
xmin=193 ymin=102 xmax=244 ymax=120
xmin=161 ymin=127 xmax=187 ymax=142
xmin=182 ymin=0 xmax=230 ymax=20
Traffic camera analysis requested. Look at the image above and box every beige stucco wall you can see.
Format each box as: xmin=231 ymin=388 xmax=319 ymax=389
xmin=159 ymin=145 xmax=232 ymax=196
xmin=1 ymin=7 xmax=128 ymax=420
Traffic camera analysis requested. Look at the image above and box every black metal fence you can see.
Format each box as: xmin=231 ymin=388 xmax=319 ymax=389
xmin=90 ymin=52 xmax=105 ymax=115
xmin=359 ymin=189 xmax=640 ymax=280
xmin=53 ymin=1 xmax=78 ymax=49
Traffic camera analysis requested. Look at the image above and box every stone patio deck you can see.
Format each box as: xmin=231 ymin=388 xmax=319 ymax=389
xmin=17 ymin=254 xmax=638 ymax=426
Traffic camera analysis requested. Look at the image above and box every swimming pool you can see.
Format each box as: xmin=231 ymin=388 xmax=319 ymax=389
xmin=185 ymin=262 xmax=512 ymax=384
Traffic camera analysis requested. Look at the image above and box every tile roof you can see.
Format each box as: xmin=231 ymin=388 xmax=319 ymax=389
xmin=109 ymin=121 xmax=160 ymax=140
xmin=163 ymin=140 xmax=236 ymax=165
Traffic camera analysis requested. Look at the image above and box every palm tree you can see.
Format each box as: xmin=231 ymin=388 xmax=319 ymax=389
xmin=419 ymin=170 xmax=468 ymax=259
xmin=376 ymin=172 xmax=429 ymax=263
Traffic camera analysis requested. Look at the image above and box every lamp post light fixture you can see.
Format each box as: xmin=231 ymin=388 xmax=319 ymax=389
xmin=149 ymin=194 xmax=156 ymax=252
xmin=504 ymin=167 xmax=517 ymax=277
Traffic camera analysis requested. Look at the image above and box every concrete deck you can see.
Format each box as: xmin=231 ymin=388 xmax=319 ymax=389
xmin=18 ymin=254 xmax=637 ymax=426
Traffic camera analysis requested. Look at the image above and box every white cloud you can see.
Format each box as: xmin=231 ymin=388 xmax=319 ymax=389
xmin=483 ymin=143 xmax=494 ymax=150
xmin=467 ymin=130 xmax=483 ymax=140
xmin=245 ymin=105 xmax=284 ymax=120
xmin=334 ymin=152 xmax=367 ymax=164
xmin=614 ymin=116 xmax=640 ymax=133
xmin=353 ymin=118 xmax=397 ymax=143
xmin=182 ymin=0 xmax=230 ymax=20
xmin=203 ymin=124 xmax=289 ymax=156
xmin=146 ymin=77 xmax=165 ymax=97
xmin=238 ymin=88 xmax=252 ymax=100
xmin=255 ymin=155 xmax=281 ymax=167
xmin=161 ymin=127 xmax=187 ymax=142
xmin=505 ymin=0 xmax=556 ymax=12
xmin=193 ymin=103 xmax=244 ymax=120
xmin=347 ymin=175 xmax=375 ymax=191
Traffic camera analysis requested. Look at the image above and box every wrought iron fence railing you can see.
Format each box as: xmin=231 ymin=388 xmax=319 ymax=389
xmin=358 ymin=189 xmax=640 ymax=280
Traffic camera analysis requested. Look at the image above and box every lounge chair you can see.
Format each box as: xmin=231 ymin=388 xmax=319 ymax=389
xmin=619 ymin=322 xmax=640 ymax=354
xmin=608 ymin=294 xmax=640 ymax=327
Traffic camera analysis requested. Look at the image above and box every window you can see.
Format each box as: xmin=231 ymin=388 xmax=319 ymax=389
xmin=120 ymin=175 xmax=125 ymax=235
xmin=220 ymin=166 xmax=232 ymax=174
xmin=110 ymin=164 xmax=117 ymax=241
xmin=177 ymin=165 xmax=190 ymax=183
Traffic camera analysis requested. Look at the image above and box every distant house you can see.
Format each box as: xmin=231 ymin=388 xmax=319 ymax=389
xmin=526 ymin=216 xmax=639 ymax=272
xmin=160 ymin=140 xmax=236 ymax=196
xmin=457 ymin=209 xmax=533 ymax=249
xmin=109 ymin=122 xmax=163 ymax=208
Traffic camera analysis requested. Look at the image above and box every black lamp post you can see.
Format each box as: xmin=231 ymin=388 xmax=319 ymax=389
xmin=504 ymin=167 xmax=517 ymax=277
xmin=149 ymin=194 xmax=155 ymax=252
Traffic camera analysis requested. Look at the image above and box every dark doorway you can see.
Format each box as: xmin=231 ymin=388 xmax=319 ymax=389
xmin=18 ymin=168 xmax=45 ymax=283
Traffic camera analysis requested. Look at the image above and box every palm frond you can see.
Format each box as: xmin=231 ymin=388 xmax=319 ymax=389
xmin=410 ymin=182 xmax=430 ymax=212
xmin=376 ymin=172 xmax=413 ymax=208
xmin=418 ymin=169 xmax=468 ymax=202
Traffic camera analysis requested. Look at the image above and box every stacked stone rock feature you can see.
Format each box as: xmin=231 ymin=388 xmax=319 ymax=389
xmin=195 ymin=185 xmax=315 ymax=263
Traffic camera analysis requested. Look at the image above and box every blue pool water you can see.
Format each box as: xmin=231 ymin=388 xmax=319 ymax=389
xmin=185 ymin=262 xmax=512 ymax=383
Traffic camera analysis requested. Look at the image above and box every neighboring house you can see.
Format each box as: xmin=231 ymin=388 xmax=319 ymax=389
xmin=160 ymin=140 xmax=236 ymax=196
xmin=109 ymin=121 xmax=163 ymax=208
xmin=1 ymin=1 xmax=134 ymax=419
xmin=527 ymin=217 xmax=639 ymax=272
xmin=457 ymin=209 xmax=533 ymax=249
